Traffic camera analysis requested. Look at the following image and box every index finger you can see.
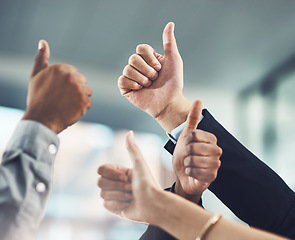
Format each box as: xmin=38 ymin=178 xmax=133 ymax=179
xmin=186 ymin=130 xmax=218 ymax=145
xmin=97 ymin=164 xmax=129 ymax=182
xmin=50 ymin=63 xmax=78 ymax=73
xmin=136 ymin=44 xmax=161 ymax=71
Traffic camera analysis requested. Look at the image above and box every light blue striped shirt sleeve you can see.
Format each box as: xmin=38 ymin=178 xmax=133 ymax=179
xmin=167 ymin=115 xmax=204 ymax=144
xmin=0 ymin=120 xmax=59 ymax=240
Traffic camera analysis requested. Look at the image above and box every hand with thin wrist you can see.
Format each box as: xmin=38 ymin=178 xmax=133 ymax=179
xmin=22 ymin=40 xmax=93 ymax=134
xmin=172 ymin=100 xmax=222 ymax=203
xmin=97 ymin=131 xmax=162 ymax=224
xmin=118 ymin=22 xmax=189 ymax=133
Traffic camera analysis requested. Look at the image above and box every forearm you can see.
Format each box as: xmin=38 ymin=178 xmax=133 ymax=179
xmin=150 ymin=189 xmax=210 ymax=239
xmin=150 ymin=190 xmax=288 ymax=240
xmin=0 ymin=120 xmax=59 ymax=239
xmin=155 ymin=95 xmax=191 ymax=133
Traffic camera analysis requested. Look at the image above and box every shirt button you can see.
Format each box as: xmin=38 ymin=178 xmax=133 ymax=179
xmin=48 ymin=144 xmax=57 ymax=155
xmin=36 ymin=182 xmax=46 ymax=193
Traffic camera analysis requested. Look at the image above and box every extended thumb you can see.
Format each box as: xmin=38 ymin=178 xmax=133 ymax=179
xmin=183 ymin=100 xmax=203 ymax=134
xmin=163 ymin=22 xmax=179 ymax=56
xmin=30 ymin=39 xmax=50 ymax=78
xmin=126 ymin=131 xmax=145 ymax=169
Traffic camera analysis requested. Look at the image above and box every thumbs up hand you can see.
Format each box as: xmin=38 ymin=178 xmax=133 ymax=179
xmin=118 ymin=22 xmax=191 ymax=133
xmin=172 ymin=100 xmax=222 ymax=202
xmin=22 ymin=40 xmax=93 ymax=133
xmin=121 ymin=131 xmax=162 ymax=222
xmin=97 ymin=131 xmax=162 ymax=223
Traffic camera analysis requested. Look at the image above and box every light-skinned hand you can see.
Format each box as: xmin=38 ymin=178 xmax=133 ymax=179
xmin=118 ymin=22 xmax=191 ymax=133
xmin=97 ymin=131 xmax=161 ymax=223
xmin=97 ymin=164 xmax=133 ymax=214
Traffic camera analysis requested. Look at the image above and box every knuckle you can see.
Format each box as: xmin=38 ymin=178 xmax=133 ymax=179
xmin=186 ymin=144 xmax=193 ymax=154
xmin=123 ymin=65 xmax=132 ymax=76
xmin=212 ymin=172 xmax=218 ymax=180
xmin=216 ymin=146 xmax=223 ymax=156
xmin=97 ymin=166 xmax=104 ymax=175
xmin=217 ymin=160 xmax=222 ymax=168
xmin=136 ymin=44 xmax=148 ymax=53
xmin=117 ymin=75 xmax=125 ymax=88
xmin=128 ymin=54 xmax=138 ymax=65
xmin=217 ymin=160 xmax=221 ymax=171
xmin=87 ymin=98 xmax=93 ymax=109
xmin=97 ymin=178 xmax=103 ymax=187
xmin=103 ymin=201 xmax=109 ymax=209
xmin=143 ymin=78 xmax=151 ymax=87
xmin=100 ymin=190 xmax=106 ymax=198
xmin=195 ymin=169 xmax=203 ymax=178
xmin=88 ymin=87 xmax=93 ymax=96
xmin=147 ymin=69 xmax=156 ymax=79
xmin=198 ymin=157 xmax=206 ymax=166
xmin=55 ymin=64 xmax=64 ymax=71
xmin=188 ymin=156 xmax=193 ymax=165
xmin=184 ymin=156 xmax=192 ymax=166
xmin=191 ymin=130 xmax=198 ymax=140
xmin=64 ymin=72 xmax=75 ymax=83
xmin=51 ymin=64 xmax=62 ymax=74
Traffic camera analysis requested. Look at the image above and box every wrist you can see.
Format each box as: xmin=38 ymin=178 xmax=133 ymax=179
xmin=175 ymin=179 xmax=202 ymax=204
xmin=147 ymin=189 xmax=170 ymax=226
xmin=155 ymin=95 xmax=191 ymax=133
xmin=22 ymin=109 xmax=63 ymax=134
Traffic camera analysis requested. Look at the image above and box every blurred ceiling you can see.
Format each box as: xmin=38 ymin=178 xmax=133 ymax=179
xmin=1 ymin=0 xmax=295 ymax=135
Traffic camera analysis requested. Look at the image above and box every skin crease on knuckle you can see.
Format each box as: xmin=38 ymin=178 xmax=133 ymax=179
xmin=128 ymin=54 xmax=139 ymax=66
xmin=87 ymin=98 xmax=93 ymax=110
xmin=97 ymin=177 xmax=105 ymax=188
xmin=118 ymin=75 xmax=140 ymax=91
xmin=143 ymin=78 xmax=152 ymax=87
xmin=65 ymin=72 xmax=77 ymax=85
xmin=128 ymin=54 xmax=156 ymax=78
xmin=189 ymin=130 xmax=214 ymax=144
xmin=186 ymin=143 xmax=203 ymax=156
xmin=117 ymin=76 xmax=125 ymax=89
xmin=147 ymin=69 xmax=157 ymax=80
xmin=190 ymin=168 xmax=215 ymax=182
xmin=191 ymin=131 xmax=198 ymax=141
xmin=51 ymin=64 xmax=63 ymax=74
xmin=136 ymin=44 xmax=149 ymax=54
xmin=100 ymin=190 xmax=106 ymax=199
xmin=98 ymin=165 xmax=115 ymax=176
xmin=123 ymin=65 xmax=132 ymax=77
xmin=188 ymin=143 xmax=217 ymax=156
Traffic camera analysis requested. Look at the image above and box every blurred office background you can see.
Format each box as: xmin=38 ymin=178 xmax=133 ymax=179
xmin=1 ymin=0 xmax=295 ymax=239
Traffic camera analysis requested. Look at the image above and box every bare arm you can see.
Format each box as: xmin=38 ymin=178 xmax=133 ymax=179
xmin=149 ymin=189 xmax=288 ymax=240
xmin=97 ymin=129 xmax=288 ymax=240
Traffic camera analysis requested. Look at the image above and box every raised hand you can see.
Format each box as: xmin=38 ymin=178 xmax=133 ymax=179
xmin=97 ymin=132 xmax=161 ymax=223
xmin=22 ymin=40 xmax=93 ymax=133
xmin=172 ymin=100 xmax=222 ymax=202
xmin=118 ymin=22 xmax=191 ymax=133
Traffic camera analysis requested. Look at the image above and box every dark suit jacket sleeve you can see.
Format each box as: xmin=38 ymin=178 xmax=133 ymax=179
xmin=164 ymin=109 xmax=295 ymax=239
